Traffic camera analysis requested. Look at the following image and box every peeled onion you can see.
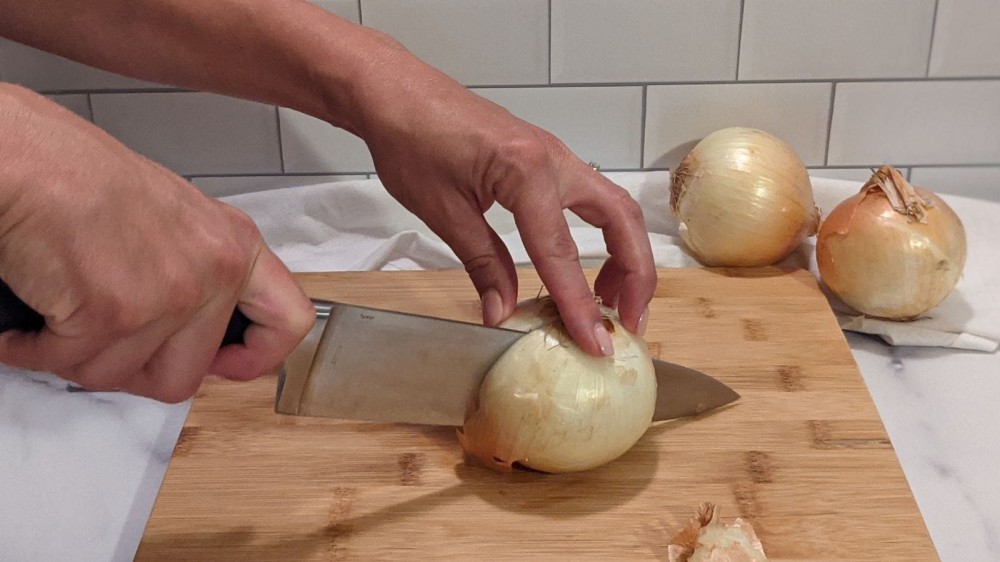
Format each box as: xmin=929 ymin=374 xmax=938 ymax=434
xmin=670 ymin=127 xmax=820 ymax=266
xmin=458 ymin=297 xmax=656 ymax=473
xmin=816 ymin=165 xmax=967 ymax=320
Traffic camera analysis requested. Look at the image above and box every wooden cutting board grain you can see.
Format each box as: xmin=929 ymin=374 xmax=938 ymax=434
xmin=136 ymin=268 xmax=936 ymax=560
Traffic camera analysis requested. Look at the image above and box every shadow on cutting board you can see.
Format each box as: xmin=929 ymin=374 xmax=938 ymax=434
xmin=137 ymin=426 xmax=665 ymax=560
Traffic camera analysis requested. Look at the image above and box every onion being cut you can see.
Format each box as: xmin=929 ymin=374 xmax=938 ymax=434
xmin=458 ymin=297 xmax=656 ymax=473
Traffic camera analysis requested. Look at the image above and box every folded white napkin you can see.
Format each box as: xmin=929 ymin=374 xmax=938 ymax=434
xmin=222 ymin=172 xmax=999 ymax=353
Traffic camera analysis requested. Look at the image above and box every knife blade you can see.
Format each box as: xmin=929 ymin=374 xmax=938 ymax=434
xmin=275 ymin=300 xmax=740 ymax=426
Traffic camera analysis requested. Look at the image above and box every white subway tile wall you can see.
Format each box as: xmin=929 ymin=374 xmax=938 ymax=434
xmin=362 ymin=0 xmax=549 ymax=86
xmin=474 ymin=87 xmax=643 ymax=169
xmin=644 ymin=83 xmax=831 ymax=167
xmin=738 ymin=0 xmax=936 ymax=80
xmin=46 ymin=94 xmax=93 ymax=121
xmin=311 ymin=0 xmax=361 ymax=22
xmin=90 ymin=92 xmax=282 ymax=175
xmin=279 ymin=108 xmax=375 ymax=173
xmin=550 ymin=0 xmax=741 ymax=83
xmin=808 ymin=168 xmax=896 ymax=184
xmin=928 ymin=0 xmax=1000 ymax=77
xmin=828 ymin=81 xmax=1000 ymax=166
xmin=910 ymin=167 xmax=1000 ymax=201
xmin=1 ymin=1 xmax=998 ymax=200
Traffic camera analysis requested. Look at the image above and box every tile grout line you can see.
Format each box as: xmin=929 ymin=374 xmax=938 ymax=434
xmin=823 ymin=82 xmax=837 ymax=167
xmin=36 ymin=75 xmax=1000 ymax=96
xmin=357 ymin=0 xmax=363 ymax=24
xmin=188 ymin=172 xmax=376 ymax=179
xmin=85 ymin=93 xmax=96 ymax=122
xmin=547 ymin=0 xmax=552 ymax=85
xmin=925 ymin=0 xmax=941 ymax=78
xmin=184 ymin=164 xmax=1000 ymax=181
xmin=639 ymin=85 xmax=647 ymax=169
xmin=735 ymin=0 xmax=746 ymax=80
xmin=274 ymin=106 xmax=286 ymax=173
xmin=450 ymin=75 xmax=1000 ymax=89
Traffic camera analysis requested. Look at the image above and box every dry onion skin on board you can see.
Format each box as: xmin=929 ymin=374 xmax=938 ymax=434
xmin=670 ymin=127 xmax=820 ymax=266
xmin=458 ymin=297 xmax=656 ymax=473
xmin=668 ymin=503 xmax=767 ymax=562
xmin=816 ymin=165 xmax=967 ymax=319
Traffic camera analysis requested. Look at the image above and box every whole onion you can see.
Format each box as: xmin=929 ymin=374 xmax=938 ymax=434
xmin=670 ymin=127 xmax=820 ymax=266
xmin=458 ymin=297 xmax=656 ymax=473
xmin=816 ymin=165 xmax=967 ymax=320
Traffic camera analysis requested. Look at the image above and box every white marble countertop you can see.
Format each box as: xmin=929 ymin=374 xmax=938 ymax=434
xmin=1 ymin=176 xmax=997 ymax=561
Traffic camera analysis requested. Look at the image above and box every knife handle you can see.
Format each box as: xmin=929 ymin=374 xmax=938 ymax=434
xmin=0 ymin=279 xmax=251 ymax=347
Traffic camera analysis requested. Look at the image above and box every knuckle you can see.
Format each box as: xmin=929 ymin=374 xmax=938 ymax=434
xmin=616 ymin=192 xmax=646 ymax=223
xmin=539 ymin=235 xmax=580 ymax=263
xmin=494 ymin=130 xmax=562 ymax=183
xmin=146 ymin=368 xmax=202 ymax=404
xmin=103 ymin=299 xmax=150 ymax=337
xmin=69 ymin=363 xmax=131 ymax=393
xmin=165 ymin=276 xmax=202 ymax=316
xmin=288 ymin=299 xmax=317 ymax=341
xmin=463 ymin=253 xmax=501 ymax=277
xmin=156 ymin=382 xmax=199 ymax=404
xmin=204 ymin=206 xmax=260 ymax=284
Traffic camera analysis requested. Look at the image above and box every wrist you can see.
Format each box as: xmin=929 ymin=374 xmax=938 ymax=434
xmin=309 ymin=26 xmax=458 ymax=142
xmin=309 ymin=27 xmax=412 ymax=135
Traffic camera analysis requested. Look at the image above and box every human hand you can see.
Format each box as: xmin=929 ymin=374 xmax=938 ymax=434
xmin=346 ymin=40 xmax=656 ymax=356
xmin=0 ymin=85 xmax=314 ymax=402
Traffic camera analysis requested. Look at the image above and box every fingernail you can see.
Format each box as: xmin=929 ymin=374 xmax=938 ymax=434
xmin=482 ymin=288 xmax=504 ymax=326
xmin=594 ymin=322 xmax=614 ymax=356
xmin=637 ymin=306 xmax=649 ymax=336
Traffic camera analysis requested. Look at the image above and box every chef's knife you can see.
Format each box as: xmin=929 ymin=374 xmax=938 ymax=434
xmin=276 ymin=301 xmax=740 ymax=426
xmin=0 ymin=280 xmax=740 ymax=424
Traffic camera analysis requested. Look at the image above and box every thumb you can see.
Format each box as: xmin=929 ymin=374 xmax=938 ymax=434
xmin=210 ymin=246 xmax=315 ymax=381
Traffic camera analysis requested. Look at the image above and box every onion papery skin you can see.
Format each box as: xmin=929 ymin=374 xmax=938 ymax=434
xmin=816 ymin=171 xmax=967 ymax=320
xmin=458 ymin=298 xmax=656 ymax=474
xmin=670 ymin=127 xmax=819 ymax=267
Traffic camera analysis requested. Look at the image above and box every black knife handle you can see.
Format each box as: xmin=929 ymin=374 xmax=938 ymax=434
xmin=0 ymin=279 xmax=251 ymax=347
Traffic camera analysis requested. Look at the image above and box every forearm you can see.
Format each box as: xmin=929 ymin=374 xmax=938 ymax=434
xmin=0 ymin=84 xmax=81 ymax=214
xmin=0 ymin=0 xmax=405 ymax=132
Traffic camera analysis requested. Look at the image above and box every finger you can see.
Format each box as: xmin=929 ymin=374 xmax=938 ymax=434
xmin=210 ymin=247 xmax=314 ymax=382
xmin=123 ymin=297 xmax=235 ymax=403
xmin=594 ymin=256 xmax=651 ymax=336
xmin=509 ymin=188 xmax=610 ymax=357
xmin=424 ymin=200 xmax=518 ymax=326
xmin=0 ymin=325 xmax=104 ymax=375
xmin=58 ymin=319 xmax=175 ymax=393
xmin=564 ymin=170 xmax=656 ymax=333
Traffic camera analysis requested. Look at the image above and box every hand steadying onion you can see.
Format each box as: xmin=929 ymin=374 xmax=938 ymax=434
xmin=816 ymin=165 xmax=967 ymax=320
xmin=670 ymin=127 xmax=820 ymax=266
xmin=458 ymin=297 xmax=656 ymax=473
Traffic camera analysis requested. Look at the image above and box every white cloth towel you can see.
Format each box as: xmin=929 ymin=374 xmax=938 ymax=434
xmin=222 ymin=172 xmax=999 ymax=353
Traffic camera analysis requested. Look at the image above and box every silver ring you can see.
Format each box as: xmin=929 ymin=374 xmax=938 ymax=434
xmin=588 ymin=161 xmax=601 ymax=171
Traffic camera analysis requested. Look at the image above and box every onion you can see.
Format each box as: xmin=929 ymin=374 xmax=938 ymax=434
xmin=668 ymin=503 xmax=767 ymax=562
xmin=458 ymin=297 xmax=656 ymax=473
xmin=670 ymin=127 xmax=820 ymax=266
xmin=816 ymin=165 xmax=967 ymax=320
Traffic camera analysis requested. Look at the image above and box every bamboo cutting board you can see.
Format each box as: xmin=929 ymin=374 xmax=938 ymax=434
xmin=137 ymin=268 xmax=936 ymax=560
